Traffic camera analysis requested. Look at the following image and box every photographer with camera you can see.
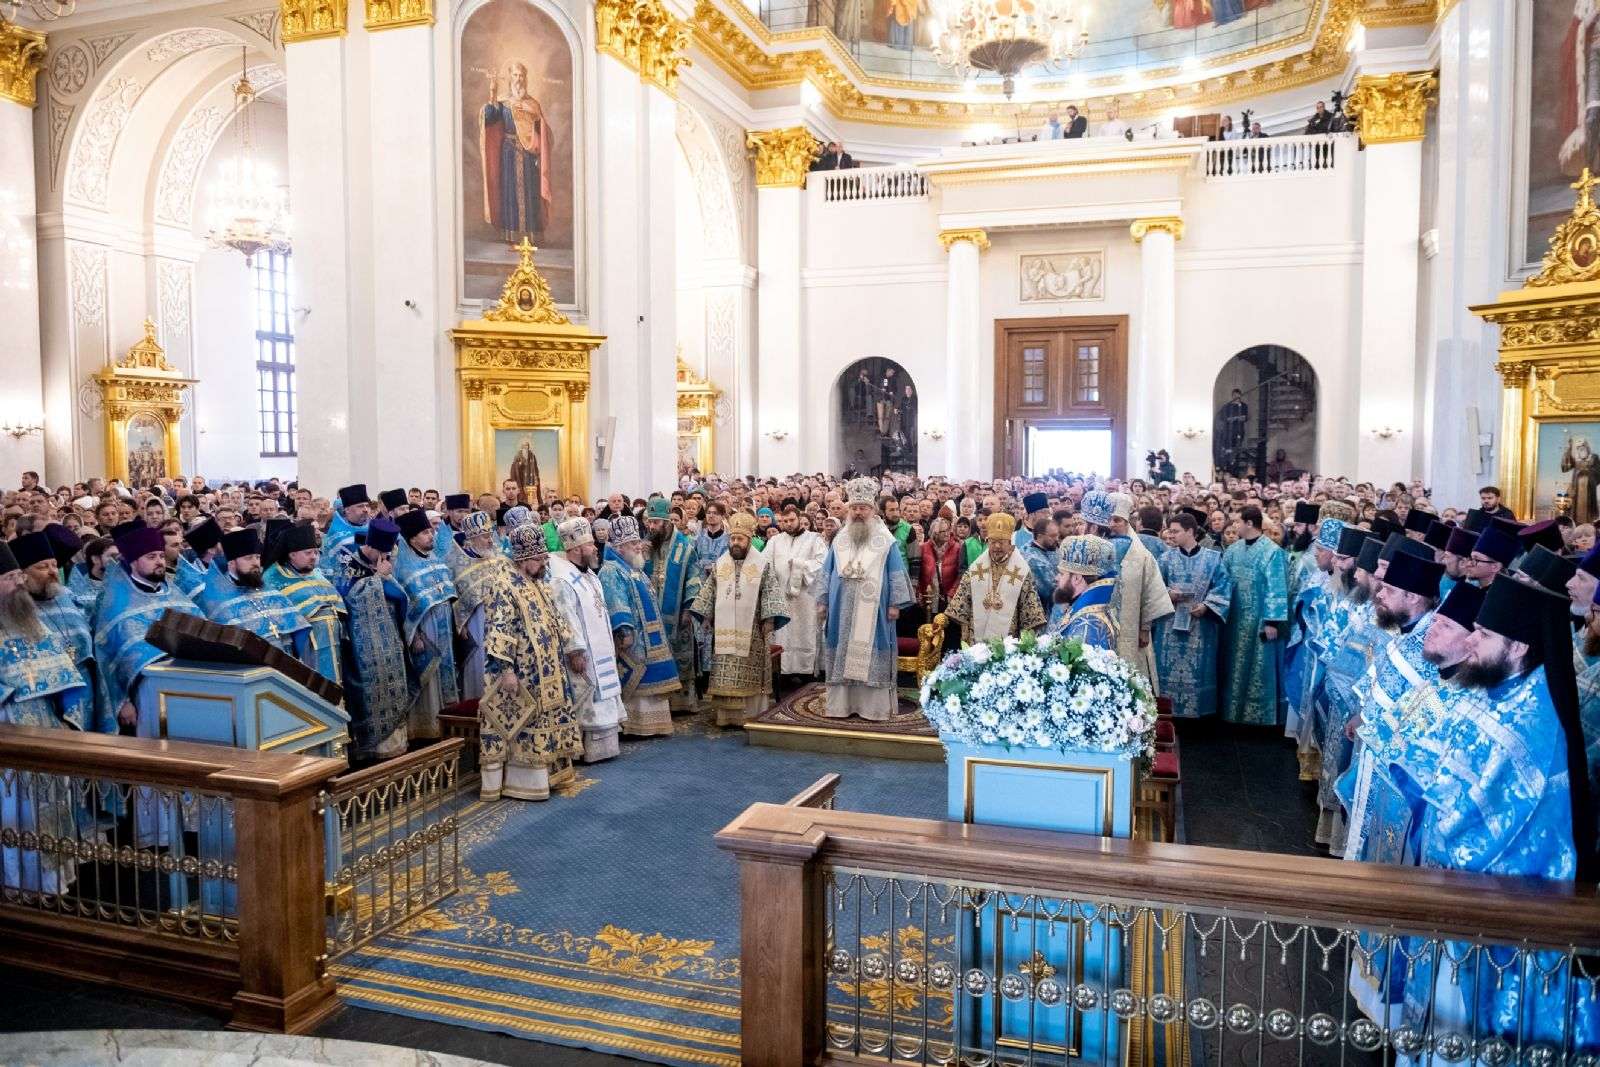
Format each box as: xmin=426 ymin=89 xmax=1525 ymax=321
xmin=1146 ymin=449 xmax=1177 ymax=484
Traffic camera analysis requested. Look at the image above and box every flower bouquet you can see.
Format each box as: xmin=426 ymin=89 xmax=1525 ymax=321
xmin=920 ymin=630 xmax=1157 ymax=758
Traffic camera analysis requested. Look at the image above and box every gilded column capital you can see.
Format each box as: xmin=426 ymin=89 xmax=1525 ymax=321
xmin=937 ymin=228 xmax=990 ymax=253
xmin=0 ymin=18 xmax=47 ymax=109
xmin=281 ymin=0 xmax=347 ymax=43
xmin=1129 ymin=216 xmax=1184 ymax=243
xmin=597 ymin=0 xmax=690 ymax=94
xmin=746 ymin=126 xmax=821 ymax=188
xmin=365 ymin=0 xmax=433 ymax=31
xmin=1493 ymin=361 xmax=1530 ymax=388
xmin=1347 ymin=70 xmax=1438 ymax=145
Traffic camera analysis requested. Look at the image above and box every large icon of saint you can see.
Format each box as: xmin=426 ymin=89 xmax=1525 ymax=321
xmin=508 ymin=434 xmax=544 ymax=504
xmin=480 ymin=62 xmax=552 ymax=243
xmin=1562 ymin=434 xmax=1600 ymax=524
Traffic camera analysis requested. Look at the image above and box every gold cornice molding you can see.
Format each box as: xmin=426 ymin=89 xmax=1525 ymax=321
xmin=0 ymin=18 xmax=46 ymax=109
xmin=746 ymin=126 xmax=820 ymax=187
xmin=1359 ymin=0 xmax=1434 ymax=29
xmin=690 ymin=0 xmax=1366 ymax=129
xmin=281 ymin=0 xmax=347 ymax=43
xmin=1130 ymin=216 xmax=1185 ymax=243
xmin=365 ymin=0 xmax=433 ymax=31
xmin=1346 ymin=70 xmax=1438 ymax=145
xmin=937 ymin=228 xmax=989 ymax=252
xmin=596 ymin=0 xmax=692 ymax=95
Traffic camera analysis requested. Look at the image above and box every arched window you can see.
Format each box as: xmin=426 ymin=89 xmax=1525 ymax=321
xmin=836 ymin=358 xmax=917 ymax=475
xmin=1212 ymin=346 xmax=1317 ymax=480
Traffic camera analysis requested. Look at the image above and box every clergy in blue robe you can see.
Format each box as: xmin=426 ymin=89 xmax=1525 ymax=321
xmin=1018 ymin=518 xmax=1062 ymax=607
xmin=332 ymin=519 xmax=413 ymax=761
xmin=691 ymin=513 xmax=731 ymax=679
xmin=1396 ymin=576 xmax=1598 ymax=1052
xmin=1048 ymin=535 xmax=1119 ymax=651
xmin=599 ymin=517 xmax=683 ymax=736
xmin=644 ymin=497 xmax=702 ymax=710
xmin=1285 ymin=518 xmax=1344 ymax=759
xmin=1219 ymin=506 xmax=1289 ymax=726
xmin=445 ymin=511 xmax=512 ymax=704
xmin=392 ymin=509 xmax=460 ymax=744
xmin=0 ymin=545 xmax=94 ymax=894
xmin=175 ymin=517 xmax=223 ymax=601
xmin=13 ymin=532 xmax=106 ymax=732
xmin=263 ymin=523 xmax=346 ymax=686
xmin=193 ymin=528 xmax=315 ymax=665
xmin=319 ymin=484 xmax=373 ymax=579
xmin=1153 ymin=514 xmax=1232 ymax=717
xmin=67 ymin=543 xmax=111 ymax=619
xmin=93 ymin=524 xmax=203 ymax=730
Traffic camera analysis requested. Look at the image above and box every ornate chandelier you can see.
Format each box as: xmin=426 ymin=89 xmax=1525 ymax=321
xmin=0 ymin=0 xmax=75 ymax=21
xmin=206 ymin=49 xmax=289 ymax=264
xmin=929 ymin=0 xmax=1089 ymax=98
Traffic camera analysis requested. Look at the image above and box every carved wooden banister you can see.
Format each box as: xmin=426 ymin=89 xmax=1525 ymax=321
xmin=0 ymin=724 xmax=347 ymax=1034
xmin=323 ymin=736 xmax=464 ymax=797
xmin=784 ymin=773 xmax=841 ymax=810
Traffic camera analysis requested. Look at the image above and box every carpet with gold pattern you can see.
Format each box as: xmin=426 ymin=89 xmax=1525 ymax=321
xmin=332 ymin=720 xmax=946 ymax=1065
xmin=752 ymin=681 xmax=937 ymax=737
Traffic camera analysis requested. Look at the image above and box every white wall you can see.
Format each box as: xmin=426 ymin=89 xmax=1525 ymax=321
xmin=188 ymin=97 xmax=295 ymax=483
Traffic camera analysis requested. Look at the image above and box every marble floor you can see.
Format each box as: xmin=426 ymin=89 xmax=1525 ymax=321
xmin=0 ymin=1030 xmax=500 ymax=1066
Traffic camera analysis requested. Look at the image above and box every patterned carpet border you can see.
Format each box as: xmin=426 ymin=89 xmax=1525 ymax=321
xmin=751 ymin=682 xmax=937 ymax=738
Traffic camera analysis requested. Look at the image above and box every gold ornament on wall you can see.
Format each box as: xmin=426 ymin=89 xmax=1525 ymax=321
xmin=936 ymin=227 xmax=990 ymax=252
xmin=1345 ymin=70 xmax=1437 ymax=145
xmin=0 ymin=17 xmax=46 ymax=109
xmin=365 ymin=0 xmax=432 ymax=31
xmin=595 ymin=0 xmax=691 ymax=94
xmin=1472 ymin=169 xmax=1600 ymax=521
xmin=676 ymin=357 xmax=722 ymax=476
xmin=453 ymin=244 xmax=605 ymax=502
xmin=1129 ymin=216 xmax=1185 ymax=243
xmin=746 ymin=126 xmax=821 ymax=188
xmin=93 ymin=320 xmax=195 ymax=487
xmin=280 ymin=0 xmax=347 ymax=43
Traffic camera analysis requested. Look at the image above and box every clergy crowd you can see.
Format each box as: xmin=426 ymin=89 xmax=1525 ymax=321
xmin=2 ymin=463 xmax=1598 ymax=1045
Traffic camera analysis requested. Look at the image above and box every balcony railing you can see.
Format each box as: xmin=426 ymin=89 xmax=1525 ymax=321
xmin=1200 ymin=133 xmax=1352 ymax=180
xmin=718 ymin=784 xmax=1600 ymax=1066
xmin=819 ymin=166 xmax=930 ymax=203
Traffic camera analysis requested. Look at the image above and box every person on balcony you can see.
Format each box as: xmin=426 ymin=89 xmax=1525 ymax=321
xmin=1304 ymin=99 xmax=1335 ymax=134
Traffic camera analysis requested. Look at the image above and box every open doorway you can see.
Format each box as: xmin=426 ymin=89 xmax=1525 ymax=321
xmin=1212 ymin=346 xmax=1318 ymax=480
xmin=1025 ymin=424 xmax=1114 ymax=477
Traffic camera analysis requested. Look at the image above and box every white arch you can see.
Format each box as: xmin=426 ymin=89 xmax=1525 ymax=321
xmin=674 ymin=100 xmax=741 ymax=262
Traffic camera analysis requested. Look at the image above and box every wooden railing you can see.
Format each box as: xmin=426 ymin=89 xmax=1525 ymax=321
xmin=0 ymin=724 xmax=346 ymax=1033
xmin=1199 ymin=132 xmax=1351 ymax=180
xmin=717 ymin=799 xmax=1600 ymax=1067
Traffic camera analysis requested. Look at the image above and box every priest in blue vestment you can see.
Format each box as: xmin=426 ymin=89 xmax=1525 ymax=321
xmin=691 ymin=506 xmax=731 ymax=688
xmin=13 ymin=532 xmax=106 ymax=732
xmin=193 ymin=528 xmax=315 ymax=665
xmin=445 ymin=510 xmax=512 ymax=703
xmin=263 ymin=523 xmax=345 ymax=686
xmin=1286 ymin=517 xmax=1342 ymax=758
xmin=643 ymin=497 xmax=702 ymax=711
xmin=67 ymin=536 xmax=114 ymax=619
xmin=392 ymin=509 xmax=460 ymax=744
xmin=1220 ymin=505 xmax=1289 ymax=726
xmin=319 ymin=484 xmax=373 ymax=579
xmin=599 ymin=517 xmax=683 ymax=736
xmin=332 ymin=518 xmax=413 ymax=762
xmin=93 ymin=523 xmax=203 ymax=733
xmin=1396 ymin=576 xmax=1598 ymax=1053
xmin=1048 ymin=535 xmax=1119 ymax=650
xmin=175 ymin=517 xmax=223 ymax=600
xmin=1018 ymin=515 xmax=1061 ymax=607
xmin=0 ymin=543 xmax=94 ymax=894
xmin=1153 ymin=513 xmax=1232 ymax=717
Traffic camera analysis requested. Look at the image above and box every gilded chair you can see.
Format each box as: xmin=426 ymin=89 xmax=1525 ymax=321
xmin=896 ymin=612 xmax=947 ymax=687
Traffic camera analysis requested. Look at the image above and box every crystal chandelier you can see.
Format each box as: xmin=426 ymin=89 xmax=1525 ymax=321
xmin=0 ymin=0 xmax=76 ymax=21
xmin=929 ymin=0 xmax=1089 ymax=98
xmin=206 ymin=49 xmax=289 ymax=265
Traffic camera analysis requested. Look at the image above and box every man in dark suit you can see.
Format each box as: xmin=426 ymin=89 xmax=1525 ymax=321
xmin=1304 ymin=100 xmax=1334 ymax=134
xmin=809 ymin=141 xmax=856 ymax=171
xmin=1064 ymin=105 xmax=1088 ymax=138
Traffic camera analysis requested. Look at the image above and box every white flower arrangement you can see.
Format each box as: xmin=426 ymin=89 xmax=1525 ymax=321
xmin=920 ymin=631 xmax=1157 ymax=757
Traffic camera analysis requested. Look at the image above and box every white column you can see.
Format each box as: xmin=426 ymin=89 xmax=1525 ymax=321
xmin=367 ymin=17 xmax=446 ymax=490
xmin=939 ymin=228 xmax=985 ymax=480
xmin=286 ymin=29 xmax=370 ymax=493
xmin=592 ymin=54 xmax=644 ymax=496
xmin=1352 ymin=72 xmax=1433 ymax=487
xmin=640 ymin=85 xmax=679 ymax=491
xmin=0 ymin=54 xmax=46 ymax=481
xmin=756 ymin=183 xmax=802 ymax=476
xmin=1130 ymin=218 xmax=1179 ymax=478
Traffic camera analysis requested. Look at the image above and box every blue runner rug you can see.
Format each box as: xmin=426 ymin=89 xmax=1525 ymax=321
xmin=334 ymin=718 xmax=947 ymax=1064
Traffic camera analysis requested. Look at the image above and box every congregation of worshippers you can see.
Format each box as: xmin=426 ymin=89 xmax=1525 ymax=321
xmin=1 ymin=466 xmax=1595 ymax=885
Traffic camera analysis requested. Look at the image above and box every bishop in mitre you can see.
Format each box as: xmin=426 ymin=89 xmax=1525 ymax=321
xmin=815 ymin=478 xmax=914 ymax=721
xmin=946 ymin=513 xmax=1046 ymax=642
xmin=548 ymin=518 xmax=626 ymax=762
xmin=689 ymin=513 xmax=789 ymax=726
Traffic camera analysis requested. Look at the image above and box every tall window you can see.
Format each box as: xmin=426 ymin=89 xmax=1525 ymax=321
xmin=253 ymin=251 xmax=296 ymax=457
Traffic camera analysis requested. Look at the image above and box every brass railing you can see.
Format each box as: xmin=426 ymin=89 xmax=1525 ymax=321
xmin=0 ymin=724 xmax=344 ymax=1032
xmin=321 ymin=737 xmax=464 ymax=958
xmin=718 ymin=797 xmax=1600 ymax=1066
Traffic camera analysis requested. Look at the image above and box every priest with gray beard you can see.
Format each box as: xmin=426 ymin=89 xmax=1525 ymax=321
xmin=814 ymin=478 xmax=913 ymax=722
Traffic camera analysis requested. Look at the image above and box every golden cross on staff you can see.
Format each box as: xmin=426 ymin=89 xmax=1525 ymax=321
xmin=1574 ymin=167 xmax=1600 ymax=208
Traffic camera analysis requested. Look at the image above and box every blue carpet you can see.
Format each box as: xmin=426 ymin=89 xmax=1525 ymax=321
xmin=334 ymin=720 xmax=948 ymax=1065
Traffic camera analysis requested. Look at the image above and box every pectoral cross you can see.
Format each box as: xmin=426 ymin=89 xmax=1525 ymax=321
xmin=982 ymin=566 xmax=1005 ymax=613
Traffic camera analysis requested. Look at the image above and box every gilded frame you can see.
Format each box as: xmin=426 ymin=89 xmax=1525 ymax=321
xmin=93 ymin=320 xmax=194 ymax=487
xmin=452 ymin=240 xmax=604 ymax=501
xmin=676 ymin=357 xmax=721 ymax=476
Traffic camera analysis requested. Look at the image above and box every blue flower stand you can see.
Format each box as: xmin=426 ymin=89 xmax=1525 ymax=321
xmin=943 ymin=738 xmax=1137 ymax=1060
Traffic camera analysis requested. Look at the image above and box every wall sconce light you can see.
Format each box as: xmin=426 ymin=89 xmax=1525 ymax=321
xmin=1176 ymin=426 xmax=1205 ymax=440
xmin=765 ymin=429 xmax=789 ymax=441
xmin=923 ymin=428 xmax=945 ymax=441
xmin=0 ymin=416 xmax=43 ymax=439
xmin=1371 ymin=426 xmax=1404 ymax=440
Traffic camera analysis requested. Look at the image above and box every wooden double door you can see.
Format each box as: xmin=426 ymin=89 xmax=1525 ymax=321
xmin=993 ymin=315 xmax=1129 ymax=479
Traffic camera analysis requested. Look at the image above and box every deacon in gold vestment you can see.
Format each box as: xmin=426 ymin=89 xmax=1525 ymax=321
xmin=946 ymin=513 xmax=1046 ymax=643
xmin=689 ymin=514 xmax=789 ymax=726
xmin=478 ymin=523 xmax=586 ymax=802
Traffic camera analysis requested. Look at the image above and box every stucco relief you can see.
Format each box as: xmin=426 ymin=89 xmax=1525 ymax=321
xmin=675 ymin=102 xmax=738 ymax=260
xmin=143 ymin=28 xmax=237 ymax=65
xmin=48 ymin=43 xmax=90 ymax=96
xmin=157 ymin=260 xmax=193 ymax=348
xmin=69 ymin=243 xmax=107 ymax=330
xmin=155 ymin=104 xmax=228 ymax=226
xmin=85 ymin=33 xmax=133 ymax=67
xmin=46 ymin=97 xmax=74 ymax=189
xmin=704 ymin=290 xmax=737 ymax=426
xmin=66 ymin=75 xmax=142 ymax=207
xmin=227 ymin=11 xmax=281 ymax=47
